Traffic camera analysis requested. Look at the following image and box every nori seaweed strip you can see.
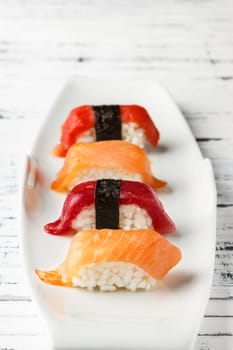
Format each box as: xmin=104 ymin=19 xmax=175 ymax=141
xmin=95 ymin=179 xmax=121 ymax=229
xmin=93 ymin=105 xmax=121 ymax=141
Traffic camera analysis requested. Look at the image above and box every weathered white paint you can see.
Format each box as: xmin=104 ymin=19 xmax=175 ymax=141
xmin=0 ymin=0 xmax=232 ymax=349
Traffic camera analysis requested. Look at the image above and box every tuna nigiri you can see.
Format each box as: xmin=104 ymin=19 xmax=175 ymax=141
xmin=45 ymin=179 xmax=175 ymax=235
xmin=35 ymin=229 xmax=181 ymax=291
xmin=53 ymin=105 xmax=160 ymax=156
xmin=51 ymin=141 xmax=166 ymax=193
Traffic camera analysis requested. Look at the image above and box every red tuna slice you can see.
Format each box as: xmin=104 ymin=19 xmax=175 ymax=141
xmin=44 ymin=180 xmax=175 ymax=236
xmin=53 ymin=105 xmax=159 ymax=157
xmin=53 ymin=105 xmax=95 ymax=157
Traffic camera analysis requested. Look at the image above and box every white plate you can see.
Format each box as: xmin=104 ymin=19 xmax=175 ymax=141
xmin=20 ymin=78 xmax=216 ymax=350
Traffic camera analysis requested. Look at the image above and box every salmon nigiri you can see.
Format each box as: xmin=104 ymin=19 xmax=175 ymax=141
xmin=35 ymin=229 xmax=181 ymax=291
xmin=51 ymin=141 xmax=166 ymax=193
xmin=53 ymin=105 xmax=160 ymax=157
xmin=46 ymin=180 xmax=175 ymax=235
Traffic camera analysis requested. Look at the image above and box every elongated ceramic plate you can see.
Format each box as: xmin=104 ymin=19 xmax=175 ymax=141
xmin=20 ymin=78 xmax=216 ymax=350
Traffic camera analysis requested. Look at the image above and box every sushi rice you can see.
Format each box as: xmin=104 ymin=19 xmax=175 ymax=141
xmin=72 ymin=204 xmax=153 ymax=231
xmin=72 ymin=262 xmax=156 ymax=292
xmin=77 ymin=122 xmax=146 ymax=148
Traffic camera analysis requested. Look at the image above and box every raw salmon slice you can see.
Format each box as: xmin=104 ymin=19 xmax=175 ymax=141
xmin=51 ymin=141 xmax=166 ymax=193
xmin=35 ymin=229 xmax=181 ymax=291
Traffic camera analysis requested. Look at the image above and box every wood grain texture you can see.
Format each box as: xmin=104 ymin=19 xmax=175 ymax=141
xmin=0 ymin=0 xmax=232 ymax=349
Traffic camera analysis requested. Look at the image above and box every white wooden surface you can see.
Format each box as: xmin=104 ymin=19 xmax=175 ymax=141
xmin=0 ymin=1 xmax=232 ymax=349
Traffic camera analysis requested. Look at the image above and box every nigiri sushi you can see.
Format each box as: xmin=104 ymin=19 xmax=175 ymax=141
xmin=45 ymin=179 xmax=175 ymax=235
xmin=35 ymin=229 xmax=181 ymax=291
xmin=53 ymin=105 xmax=160 ymax=156
xmin=51 ymin=140 xmax=166 ymax=193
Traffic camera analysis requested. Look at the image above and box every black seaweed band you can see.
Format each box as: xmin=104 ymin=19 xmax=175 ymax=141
xmin=95 ymin=179 xmax=121 ymax=229
xmin=93 ymin=105 xmax=121 ymax=141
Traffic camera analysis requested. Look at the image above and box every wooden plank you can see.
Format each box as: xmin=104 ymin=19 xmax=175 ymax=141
xmin=195 ymin=336 xmax=233 ymax=350
xmin=0 ymin=335 xmax=51 ymax=350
